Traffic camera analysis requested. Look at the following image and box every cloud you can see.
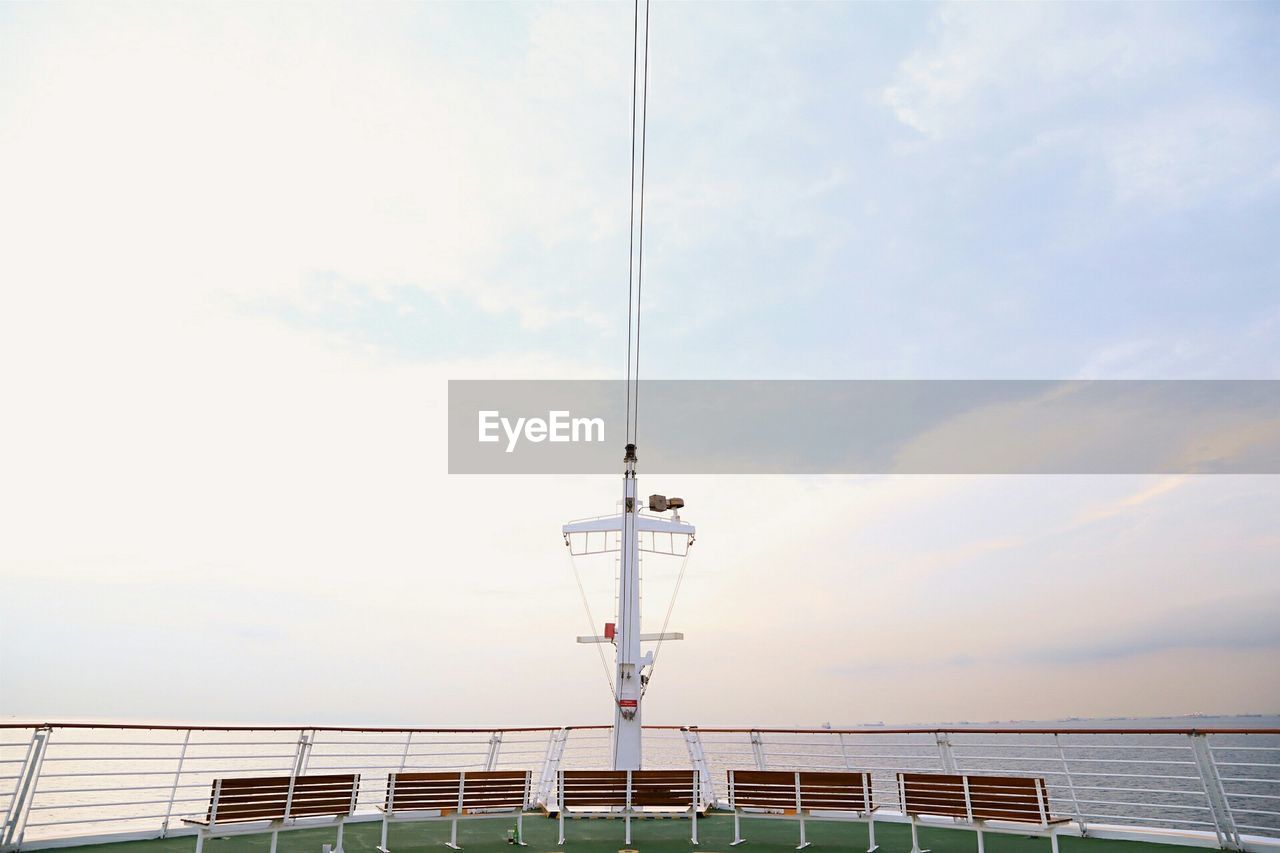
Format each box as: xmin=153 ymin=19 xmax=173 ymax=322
xmin=882 ymin=4 xmax=1279 ymax=208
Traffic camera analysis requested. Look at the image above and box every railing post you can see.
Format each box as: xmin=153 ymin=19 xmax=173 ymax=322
xmin=1053 ymin=734 xmax=1086 ymax=835
xmin=160 ymin=729 xmax=192 ymax=838
xmin=1190 ymin=734 xmax=1242 ymax=851
xmin=750 ymin=731 xmax=768 ymax=770
xmin=397 ymin=731 xmax=414 ymax=772
xmin=682 ymin=728 xmax=717 ymax=807
xmin=484 ymin=732 xmax=503 ymax=771
xmin=292 ymin=729 xmax=315 ymax=778
xmin=1 ymin=726 xmax=51 ymax=852
xmin=935 ymin=732 xmax=957 ymax=773
xmin=837 ymin=732 xmax=854 ymax=770
xmin=536 ymin=729 xmax=568 ymax=808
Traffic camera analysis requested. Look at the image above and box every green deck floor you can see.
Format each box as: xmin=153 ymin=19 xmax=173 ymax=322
xmin=57 ymin=815 xmax=1194 ymax=853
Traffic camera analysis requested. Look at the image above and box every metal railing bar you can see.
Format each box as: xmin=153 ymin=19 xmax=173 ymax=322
xmin=1065 ymin=771 xmax=1204 ymax=780
xmin=1234 ymin=824 xmax=1280 ymax=833
xmin=28 ymin=784 xmax=206 ymax=795
xmin=1225 ymin=792 xmax=1280 ymax=800
xmin=1068 ymin=799 xmax=1209 ymax=810
xmin=35 ymin=766 xmax=290 ymax=778
xmin=39 ymin=754 xmax=295 ymax=763
xmin=1222 ymin=777 xmax=1280 ymax=784
xmin=30 ymin=797 xmax=208 ymax=812
xmin=1207 ymin=745 xmax=1280 ymax=751
xmin=25 ymin=813 xmax=174 ymax=828
xmin=1212 ymin=761 xmax=1280 ymax=768
xmin=1074 ymin=814 xmax=1214 ymax=827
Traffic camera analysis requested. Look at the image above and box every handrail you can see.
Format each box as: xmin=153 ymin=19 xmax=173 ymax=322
xmin=4 ymin=723 xmax=1276 ymax=735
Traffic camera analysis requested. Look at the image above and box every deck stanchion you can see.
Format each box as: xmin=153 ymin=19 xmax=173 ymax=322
xmin=1 ymin=726 xmax=51 ymax=851
xmin=750 ymin=732 xmax=767 ymax=770
xmin=1053 ymin=733 xmax=1086 ymax=835
xmin=1190 ymin=733 xmax=1243 ymax=851
xmin=160 ymin=729 xmax=191 ymax=838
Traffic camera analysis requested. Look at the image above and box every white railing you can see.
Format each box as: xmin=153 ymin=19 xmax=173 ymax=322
xmin=1 ymin=724 xmax=1276 ymax=853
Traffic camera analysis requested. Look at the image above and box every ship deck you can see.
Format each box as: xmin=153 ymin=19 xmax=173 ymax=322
xmin=63 ymin=815 xmax=1195 ymax=853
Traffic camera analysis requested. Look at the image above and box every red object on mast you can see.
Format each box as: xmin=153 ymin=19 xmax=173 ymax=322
xmin=604 ymin=622 xmax=616 ymax=640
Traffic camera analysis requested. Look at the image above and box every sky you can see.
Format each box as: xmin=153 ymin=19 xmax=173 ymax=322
xmin=1 ymin=1 xmax=1278 ymax=728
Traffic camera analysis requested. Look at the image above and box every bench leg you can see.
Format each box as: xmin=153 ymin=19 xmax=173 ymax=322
xmin=625 ymin=811 xmax=631 ymax=846
xmin=796 ymin=813 xmax=811 ymax=850
xmin=731 ymin=810 xmax=745 ymax=846
xmin=910 ymin=817 xmax=930 ymax=853
xmin=557 ymin=809 xmax=564 ymax=846
xmin=270 ymin=830 xmax=279 ymax=853
xmin=1050 ymin=829 xmax=1060 ymax=853
xmin=517 ymin=812 xmax=527 ymax=846
xmin=377 ymin=816 xmax=390 ymax=853
xmin=975 ymin=826 xmax=984 ymax=853
xmin=691 ymin=806 xmax=699 ymax=845
xmin=194 ymin=829 xmax=206 ymax=853
xmin=445 ymin=814 xmax=461 ymax=850
xmin=867 ymin=815 xmax=878 ymax=853
xmin=334 ymin=817 xmax=345 ymax=853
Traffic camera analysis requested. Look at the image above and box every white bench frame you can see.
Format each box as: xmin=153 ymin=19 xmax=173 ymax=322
xmin=727 ymin=769 xmax=878 ymax=852
xmin=556 ymin=769 xmax=703 ymax=846
xmin=376 ymin=769 xmax=531 ymax=852
xmin=183 ymin=775 xmax=359 ymax=853
xmin=898 ymin=773 xmax=1069 ymax=853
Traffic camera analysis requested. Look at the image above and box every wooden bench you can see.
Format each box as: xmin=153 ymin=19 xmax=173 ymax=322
xmin=556 ymin=769 xmax=703 ymax=845
xmin=183 ymin=773 xmax=359 ymax=853
xmin=376 ymin=770 xmax=531 ymax=851
xmin=727 ymin=770 xmax=878 ymax=851
xmin=898 ymin=773 xmax=1070 ymax=853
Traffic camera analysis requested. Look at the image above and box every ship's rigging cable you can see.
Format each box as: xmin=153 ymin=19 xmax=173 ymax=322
xmin=641 ymin=542 xmax=692 ymax=697
xmin=566 ymin=548 xmax=617 ymax=699
xmin=623 ymin=0 xmax=651 ymax=446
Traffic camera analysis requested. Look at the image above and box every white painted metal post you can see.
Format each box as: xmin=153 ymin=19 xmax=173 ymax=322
xmin=1190 ymin=733 xmax=1242 ymax=851
xmin=690 ymin=769 xmax=700 ymax=845
xmin=537 ymin=729 xmax=568 ymax=809
xmin=398 ymin=731 xmax=414 ymax=772
xmin=614 ymin=452 xmax=644 ymax=771
xmin=934 ymin=733 xmax=957 ymax=774
xmin=795 ymin=772 xmax=810 ymax=851
xmin=484 ymin=732 xmax=503 ymax=771
xmin=1 ymin=726 xmax=51 ymax=852
xmin=446 ymin=774 xmax=464 ymax=850
xmin=624 ymin=770 xmax=633 ymax=845
xmin=683 ymin=728 xmax=717 ymax=807
xmin=730 ymin=771 xmax=745 ymax=847
xmin=750 ymin=731 xmax=768 ymax=770
xmin=1053 ymin=734 xmax=1086 ymax=834
xmin=160 ymin=729 xmax=192 ymax=837
xmin=557 ymin=771 xmax=565 ymax=846
xmin=292 ymin=730 xmax=314 ymax=779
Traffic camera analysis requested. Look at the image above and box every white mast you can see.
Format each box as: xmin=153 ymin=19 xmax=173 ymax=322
xmin=562 ymin=443 xmax=693 ymax=770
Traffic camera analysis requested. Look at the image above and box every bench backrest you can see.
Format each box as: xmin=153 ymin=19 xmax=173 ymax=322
xmin=899 ymin=773 xmax=1050 ymax=824
xmin=969 ymin=775 xmax=1049 ymax=823
xmin=561 ymin=770 xmax=629 ymax=808
xmin=560 ymin=770 xmax=702 ymax=809
xmin=631 ymin=770 xmax=701 ymax=808
xmin=209 ymin=774 xmax=359 ymax=824
xmin=386 ymin=771 xmax=528 ymax=813
xmin=729 ymin=770 xmax=872 ymax=812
